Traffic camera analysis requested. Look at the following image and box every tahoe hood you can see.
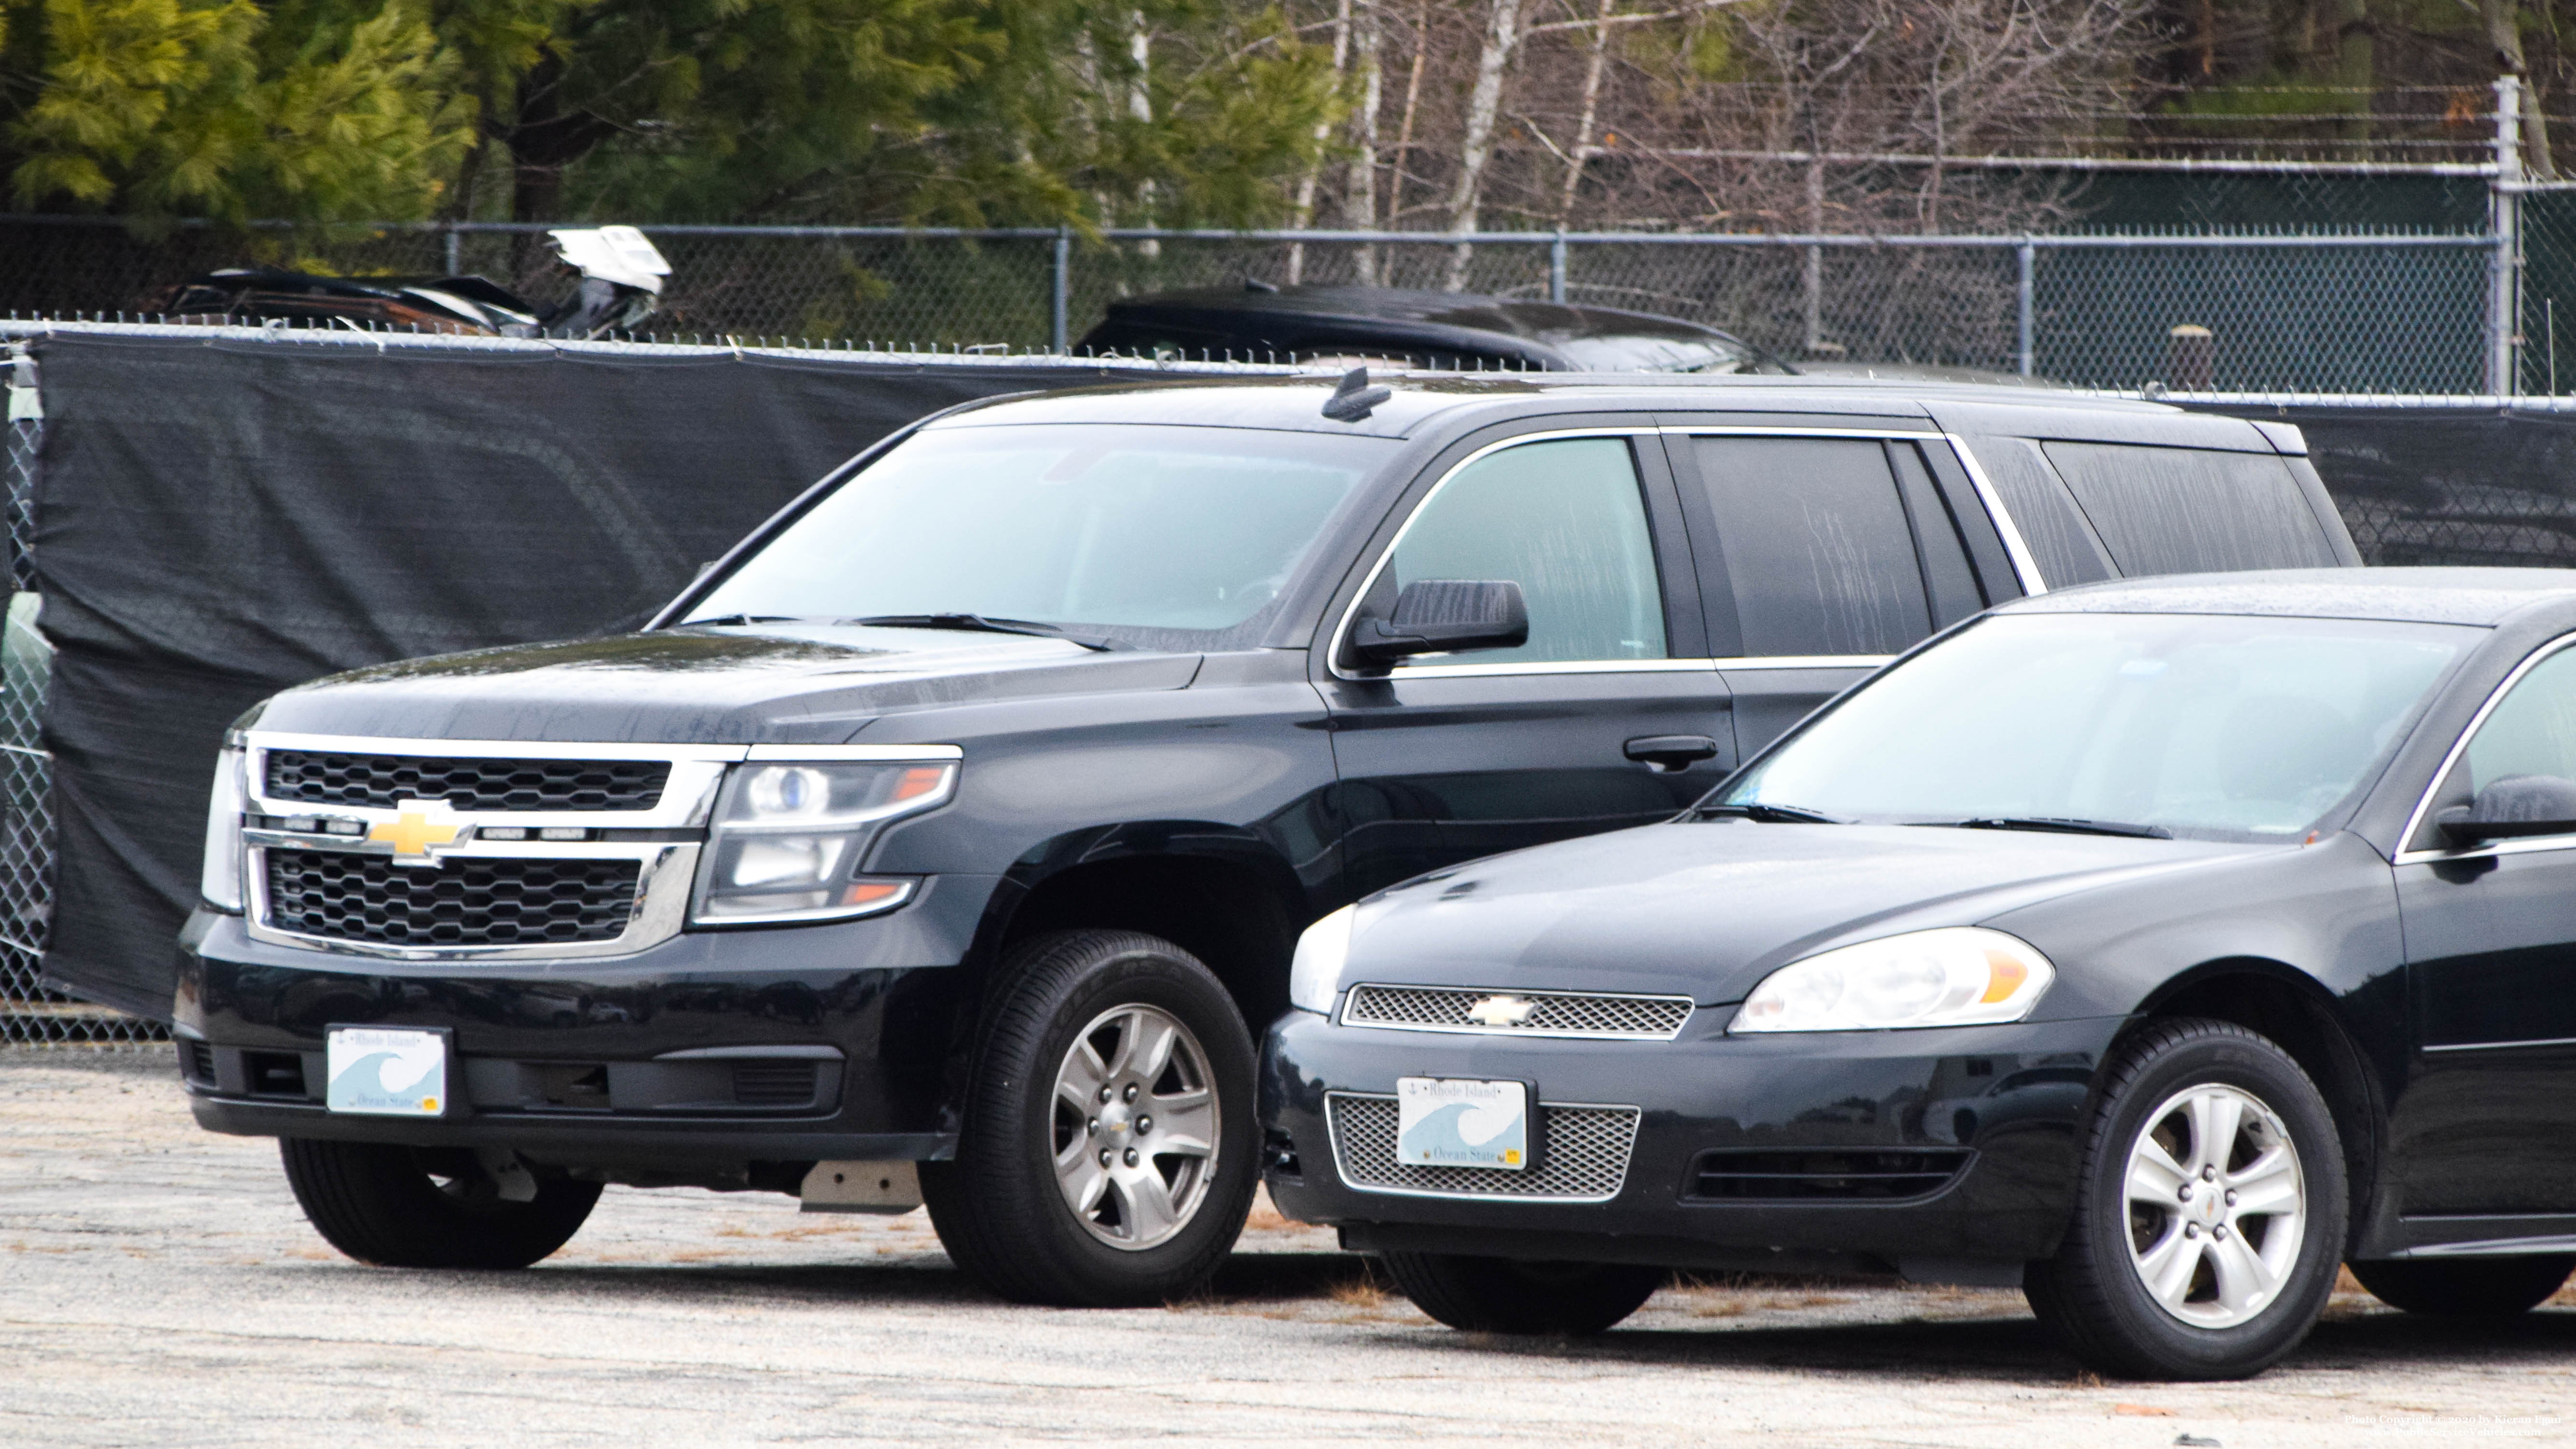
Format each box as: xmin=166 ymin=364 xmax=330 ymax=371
xmin=241 ymin=624 xmax=1201 ymax=743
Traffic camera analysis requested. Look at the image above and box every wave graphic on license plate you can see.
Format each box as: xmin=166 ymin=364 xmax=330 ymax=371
xmin=1396 ymin=1076 xmax=1528 ymax=1170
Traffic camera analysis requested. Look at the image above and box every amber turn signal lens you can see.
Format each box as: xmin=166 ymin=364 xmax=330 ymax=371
xmin=1980 ymin=952 xmax=2030 ymax=1003
xmin=841 ymin=880 xmax=908 ymax=908
xmin=892 ymin=766 xmax=948 ymax=802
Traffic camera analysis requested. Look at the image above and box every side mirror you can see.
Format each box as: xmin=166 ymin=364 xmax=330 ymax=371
xmin=1348 ymin=579 xmax=1529 ymax=670
xmin=2437 ymin=773 xmax=2576 ymax=846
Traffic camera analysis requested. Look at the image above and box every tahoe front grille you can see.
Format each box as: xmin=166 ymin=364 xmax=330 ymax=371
xmin=1327 ymin=1092 xmax=1640 ymax=1201
xmin=1341 ymin=983 xmax=1692 ymax=1039
xmin=265 ymin=850 xmax=641 ymax=947
xmin=265 ymin=750 xmax=670 ymax=812
xmin=1685 ymin=1149 xmax=1973 ymax=1202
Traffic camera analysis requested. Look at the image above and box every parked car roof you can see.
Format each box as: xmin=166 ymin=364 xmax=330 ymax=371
xmin=1076 ymin=284 xmax=1782 ymax=373
xmin=2002 ymin=566 xmax=2576 ymax=626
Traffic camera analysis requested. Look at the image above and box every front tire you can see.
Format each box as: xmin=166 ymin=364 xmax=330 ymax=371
xmin=2349 ymin=1256 xmax=2574 ymax=1317
xmin=280 ymin=1140 xmax=601 ymax=1269
xmin=921 ymin=929 xmax=1258 ymax=1307
xmin=1381 ymin=1252 xmax=1664 ymax=1334
xmin=2025 ymin=1018 xmax=2346 ymax=1380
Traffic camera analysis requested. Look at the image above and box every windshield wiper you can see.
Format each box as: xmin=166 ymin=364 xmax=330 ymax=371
xmin=1945 ymin=816 xmax=2172 ymax=840
xmin=843 ymin=613 xmax=1119 ymax=652
xmin=1696 ymin=802 xmax=1843 ymax=824
xmin=675 ymin=614 xmax=821 ymax=627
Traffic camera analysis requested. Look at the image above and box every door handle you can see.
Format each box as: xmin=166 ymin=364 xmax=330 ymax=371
xmin=1624 ymin=734 xmax=1722 ymax=773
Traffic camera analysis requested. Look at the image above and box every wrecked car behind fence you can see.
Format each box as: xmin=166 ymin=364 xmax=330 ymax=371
xmin=6 ymin=324 xmax=2576 ymax=1058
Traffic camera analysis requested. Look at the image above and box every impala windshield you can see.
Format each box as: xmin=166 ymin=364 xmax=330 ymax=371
xmin=688 ymin=423 xmax=1388 ymax=650
xmin=1720 ymin=611 xmax=2473 ymax=842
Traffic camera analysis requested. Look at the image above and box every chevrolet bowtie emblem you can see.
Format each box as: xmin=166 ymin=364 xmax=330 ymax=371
xmin=1466 ymin=994 xmax=1537 ymax=1027
xmin=369 ymin=799 xmax=467 ymax=864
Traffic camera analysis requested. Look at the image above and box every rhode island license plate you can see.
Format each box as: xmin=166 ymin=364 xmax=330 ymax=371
xmin=1396 ymin=1076 xmax=1529 ymax=1170
xmin=326 ymin=1026 xmax=451 ymax=1117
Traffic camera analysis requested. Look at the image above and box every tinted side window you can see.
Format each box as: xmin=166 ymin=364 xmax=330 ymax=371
xmin=1385 ymin=437 xmax=1667 ymax=665
xmin=1690 ymin=438 xmax=1930 ymax=657
xmin=1959 ymin=434 xmax=2113 ymax=587
xmin=2041 ymin=442 xmax=2343 ymax=576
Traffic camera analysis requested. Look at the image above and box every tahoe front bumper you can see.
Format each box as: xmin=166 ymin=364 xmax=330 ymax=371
xmin=171 ymin=874 xmax=999 ymax=1173
xmin=1260 ymin=1007 xmax=2128 ymax=1279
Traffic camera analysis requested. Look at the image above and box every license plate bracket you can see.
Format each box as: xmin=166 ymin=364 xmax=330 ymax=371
xmin=1395 ymin=1076 xmax=1529 ymax=1170
xmin=325 ymin=1025 xmax=454 ymax=1117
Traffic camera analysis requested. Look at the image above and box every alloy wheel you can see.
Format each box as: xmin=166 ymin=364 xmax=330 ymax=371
xmin=2123 ymin=1082 xmax=2308 ymax=1329
xmin=1049 ymin=1003 xmax=1220 ymax=1251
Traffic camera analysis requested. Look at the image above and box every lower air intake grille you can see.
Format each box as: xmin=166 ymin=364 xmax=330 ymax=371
xmin=1342 ymin=984 xmax=1691 ymax=1038
xmin=1327 ymin=1093 xmax=1640 ymax=1201
xmin=1686 ymin=1149 xmax=1973 ymax=1202
xmin=178 ymin=1040 xmax=215 ymax=1085
xmin=265 ymin=850 xmax=641 ymax=947
xmin=731 ymin=1062 xmax=820 ymax=1107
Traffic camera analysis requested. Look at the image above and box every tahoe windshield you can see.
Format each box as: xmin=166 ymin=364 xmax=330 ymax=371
xmin=1719 ymin=611 xmax=2474 ymax=843
xmin=686 ymin=423 xmax=1387 ymax=649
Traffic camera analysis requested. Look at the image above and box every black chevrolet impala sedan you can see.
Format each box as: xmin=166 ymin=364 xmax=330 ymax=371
xmin=1263 ymin=568 xmax=2576 ymax=1379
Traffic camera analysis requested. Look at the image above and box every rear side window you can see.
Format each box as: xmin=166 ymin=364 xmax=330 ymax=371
xmin=2041 ymin=442 xmax=2342 ymax=576
xmin=1688 ymin=437 xmax=1937 ymax=657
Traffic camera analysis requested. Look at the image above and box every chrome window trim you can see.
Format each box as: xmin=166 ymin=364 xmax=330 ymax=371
xmin=1334 ymin=982 xmax=1696 ymax=1041
xmin=244 ymin=840 xmax=701 ymax=963
xmin=2392 ymin=632 xmax=2576 ymax=867
xmin=1321 ymin=1089 xmax=1640 ymax=1204
xmin=1328 ymin=424 xmax=1952 ymax=684
xmin=1936 ymin=433 xmax=2051 ymax=597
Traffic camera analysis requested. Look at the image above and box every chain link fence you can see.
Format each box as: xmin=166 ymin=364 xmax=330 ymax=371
xmin=2 ymin=343 xmax=156 ymax=1046
xmin=0 ymin=217 xmax=2517 ymax=395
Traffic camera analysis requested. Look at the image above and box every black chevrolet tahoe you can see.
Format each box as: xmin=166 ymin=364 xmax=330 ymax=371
xmin=175 ymin=372 xmax=2360 ymax=1306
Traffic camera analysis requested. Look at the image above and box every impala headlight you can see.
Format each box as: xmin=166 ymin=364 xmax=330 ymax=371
xmin=1730 ymin=927 xmax=2054 ymax=1033
xmin=692 ymin=758 xmax=957 ymax=925
xmin=1289 ymin=904 xmax=1357 ymax=1014
xmin=199 ymin=747 xmax=246 ymax=913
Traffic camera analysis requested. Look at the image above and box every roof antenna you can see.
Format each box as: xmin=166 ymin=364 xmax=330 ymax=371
xmin=1322 ymin=365 xmax=1392 ymax=423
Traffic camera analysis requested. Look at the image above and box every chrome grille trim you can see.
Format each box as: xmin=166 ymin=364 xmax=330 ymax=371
xmin=243 ymin=841 xmax=699 ymax=963
xmin=230 ymin=733 xmax=962 ymax=963
xmin=1325 ymin=1092 xmax=1642 ymax=1202
xmin=1338 ymin=983 xmax=1693 ymax=1040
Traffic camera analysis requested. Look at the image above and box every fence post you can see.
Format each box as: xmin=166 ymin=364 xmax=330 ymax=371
xmin=2492 ymin=74 xmax=2525 ymax=398
xmin=443 ymin=224 xmax=461 ymax=278
xmin=2016 ymin=240 xmax=2037 ymax=378
xmin=1550 ymin=230 xmax=1569 ymax=304
xmin=1051 ymin=226 xmax=1071 ymax=355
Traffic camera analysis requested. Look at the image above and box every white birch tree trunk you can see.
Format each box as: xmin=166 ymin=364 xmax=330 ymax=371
xmin=1348 ymin=2 xmax=1386 ymax=283
xmin=1444 ymin=0 xmax=1530 ymax=291
xmin=1288 ymin=0 xmax=1357 ymax=284
xmin=1129 ymin=14 xmax=1160 ymax=257
xmin=1554 ymin=0 xmax=1619 ymax=226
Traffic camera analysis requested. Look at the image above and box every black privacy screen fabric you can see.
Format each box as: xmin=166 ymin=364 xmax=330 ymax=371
xmin=2215 ymin=406 xmax=2576 ymax=568
xmin=31 ymin=333 xmax=1156 ymax=1017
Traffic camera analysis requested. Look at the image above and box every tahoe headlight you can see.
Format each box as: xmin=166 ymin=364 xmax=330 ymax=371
xmin=692 ymin=758 xmax=957 ymax=925
xmin=198 ymin=746 xmax=247 ymax=913
xmin=1288 ymin=904 xmax=1357 ymax=1014
xmin=1729 ymin=927 xmax=2053 ymax=1033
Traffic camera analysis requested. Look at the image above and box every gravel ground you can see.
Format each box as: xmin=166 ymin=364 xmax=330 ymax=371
xmin=4 ymin=1049 xmax=2572 ymax=1447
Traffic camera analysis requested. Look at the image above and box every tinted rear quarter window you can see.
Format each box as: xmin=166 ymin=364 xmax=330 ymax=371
xmin=2041 ymin=441 xmax=2342 ymax=576
xmin=1958 ymin=434 xmax=2114 ymax=587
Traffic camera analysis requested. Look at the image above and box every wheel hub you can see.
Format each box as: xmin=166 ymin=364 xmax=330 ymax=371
xmin=1048 ymin=1003 xmax=1220 ymax=1252
xmin=2122 ymin=1082 xmax=2307 ymax=1330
